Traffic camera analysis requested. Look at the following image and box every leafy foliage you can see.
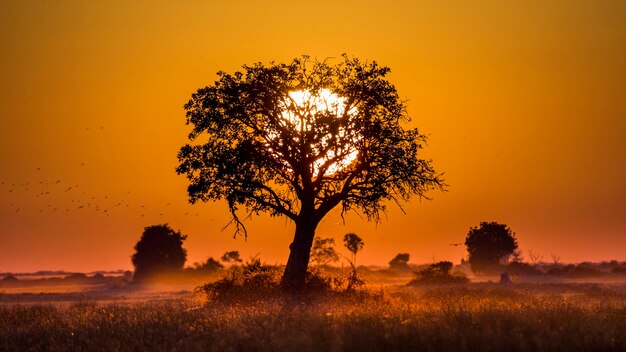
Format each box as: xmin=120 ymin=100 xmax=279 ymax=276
xmin=343 ymin=232 xmax=364 ymax=264
xmin=465 ymin=222 xmax=518 ymax=274
xmin=131 ymin=224 xmax=187 ymax=282
xmin=178 ymin=55 xmax=444 ymax=288
xmin=177 ymin=55 xmax=443 ymax=230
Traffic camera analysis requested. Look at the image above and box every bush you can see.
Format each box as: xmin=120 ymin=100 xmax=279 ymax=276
xmin=408 ymin=261 xmax=470 ymax=286
xmin=64 ymin=273 xmax=89 ymax=282
xmin=546 ymin=264 xmax=604 ymax=278
xmin=507 ymin=261 xmax=544 ymax=276
xmin=388 ymin=253 xmax=411 ymax=271
xmin=220 ymin=251 xmax=243 ymax=265
xmin=188 ymin=257 xmax=224 ymax=274
xmin=0 ymin=275 xmax=19 ymax=284
xmin=195 ymin=256 xmax=282 ymax=302
xmin=196 ymin=257 xmax=370 ymax=303
xmin=612 ymin=267 xmax=626 ymax=274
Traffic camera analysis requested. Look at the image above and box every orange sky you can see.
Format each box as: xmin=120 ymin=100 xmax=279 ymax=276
xmin=1 ymin=1 xmax=625 ymax=272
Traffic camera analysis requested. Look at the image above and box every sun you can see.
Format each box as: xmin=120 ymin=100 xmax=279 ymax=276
xmin=275 ymin=88 xmax=359 ymax=176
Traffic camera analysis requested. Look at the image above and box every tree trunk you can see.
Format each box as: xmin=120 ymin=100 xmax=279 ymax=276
xmin=280 ymin=218 xmax=318 ymax=291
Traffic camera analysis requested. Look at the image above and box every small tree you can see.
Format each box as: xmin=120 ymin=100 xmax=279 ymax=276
xmin=389 ymin=253 xmax=411 ymax=271
xmin=177 ymin=56 xmax=445 ymax=290
xmin=464 ymin=222 xmax=518 ymax=274
xmin=132 ymin=224 xmax=187 ymax=282
xmin=221 ymin=251 xmax=243 ymax=265
xmin=343 ymin=233 xmax=364 ymax=265
xmin=310 ymin=237 xmax=339 ymax=268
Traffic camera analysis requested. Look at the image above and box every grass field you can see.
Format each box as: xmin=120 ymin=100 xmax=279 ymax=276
xmin=2 ymin=283 xmax=625 ymax=352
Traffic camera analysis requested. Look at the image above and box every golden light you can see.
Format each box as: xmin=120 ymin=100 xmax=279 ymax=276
xmin=276 ymin=89 xmax=359 ymax=176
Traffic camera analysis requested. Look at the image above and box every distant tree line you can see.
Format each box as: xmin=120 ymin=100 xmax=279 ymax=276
xmin=124 ymin=222 xmax=625 ymax=287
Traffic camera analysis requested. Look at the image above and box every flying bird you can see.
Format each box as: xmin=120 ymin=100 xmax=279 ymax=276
xmin=449 ymin=243 xmax=464 ymax=247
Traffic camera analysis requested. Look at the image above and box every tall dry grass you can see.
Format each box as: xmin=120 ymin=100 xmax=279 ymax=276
xmin=1 ymin=283 xmax=625 ymax=351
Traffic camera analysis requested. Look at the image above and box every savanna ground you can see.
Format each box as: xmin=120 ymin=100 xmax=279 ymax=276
xmin=2 ymin=273 xmax=625 ymax=352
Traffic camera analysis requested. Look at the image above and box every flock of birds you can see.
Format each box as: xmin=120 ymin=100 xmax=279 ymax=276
xmin=1 ymin=167 xmax=207 ymax=221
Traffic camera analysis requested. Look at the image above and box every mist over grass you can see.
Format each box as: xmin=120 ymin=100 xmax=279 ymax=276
xmin=2 ymin=283 xmax=625 ymax=352
xmin=2 ymin=260 xmax=626 ymax=350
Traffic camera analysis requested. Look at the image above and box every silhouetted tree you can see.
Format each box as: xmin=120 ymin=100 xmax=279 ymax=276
xmin=221 ymin=251 xmax=243 ymax=264
xmin=310 ymin=237 xmax=339 ymax=267
xmin=465 ymin=222 xmax=518 ymax=274
xmin=131 ymin=224 xmax=187 ymax=282
xmin=389 ymin=253 xmax=411 ymax=270
xmin=177 ymin=55 xmax=444 ymax=289
xmin=343 ymin=233 xmax=364 ymax=265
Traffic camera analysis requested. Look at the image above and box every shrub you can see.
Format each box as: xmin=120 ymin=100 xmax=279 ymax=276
xmin=547 ymin=264 xmax=604 ymax=278
xmin=612 ymin=267 xmax=626 ymax=274
xmin=220 ymin=251 xmax=243 ymax=264
xmin=408 ymin=261 xmax=470 ymax=286
xmin=507 ymin=261 xmax=544 ymax=276
xmin=388 ymin=253 xmax=411 ymax=271
xmin=196 ymin=257 xmax=370 ymax=303
xmin=195 ymin=256 xmax=282 ymax=302
xmin=188 ymin=257 xmax=224 ymax=274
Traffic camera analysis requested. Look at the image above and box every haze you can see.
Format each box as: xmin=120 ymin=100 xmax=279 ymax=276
xmin=1 ymin=0 xmax=625 ymax=272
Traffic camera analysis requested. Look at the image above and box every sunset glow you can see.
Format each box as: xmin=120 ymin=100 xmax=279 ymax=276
xmin=275 ymin=89 xmax=359 ymax=176
xmin=2 ymin=2 xmax=625 ymax=349
xmin=1 ymin=1 xmax=625 ymax=272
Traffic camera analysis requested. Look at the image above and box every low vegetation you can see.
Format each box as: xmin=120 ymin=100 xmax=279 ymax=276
xmin=1 ymin=283 xmax=625 ymax=351
xmin=408 ymin=261 xmax=470 ymax=285
xmin=195 ymin=256 xmax=368 ymax=303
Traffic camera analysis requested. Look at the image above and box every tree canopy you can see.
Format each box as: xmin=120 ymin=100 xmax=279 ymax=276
xmin=465 ymin=222 xmax=518 ymax=274
xmin=131 ymin=224 xmax=187 ymax=282
xmin=343 ymin=232 xmax=364 ymax=264
xmin=177 ymin=55 xmax=444 ymax=289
